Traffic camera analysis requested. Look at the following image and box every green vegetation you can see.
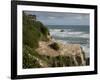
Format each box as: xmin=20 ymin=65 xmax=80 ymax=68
xmin=49 ymin=42 xmax=60 ymax=51
xmin=23 ymin=45 xmax=41 ymax=68
xmin=23 ymin=12 xmax=49 ymax=49
xmin=23 ymin=12 xmax=50 ymax=68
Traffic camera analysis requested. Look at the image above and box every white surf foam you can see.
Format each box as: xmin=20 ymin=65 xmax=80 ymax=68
xmin=50 ymin=29 xmax=89 ymax=38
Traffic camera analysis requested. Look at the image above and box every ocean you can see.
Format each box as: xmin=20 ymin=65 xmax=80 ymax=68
xmin=46 ymin=25 xmax=90 ymax=58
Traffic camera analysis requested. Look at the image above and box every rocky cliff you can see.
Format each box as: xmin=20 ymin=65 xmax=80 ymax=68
xmin=23 ymin=12 xmax=86 ymax=68
xmin=36 ymin=41 xmax=86 ymax=67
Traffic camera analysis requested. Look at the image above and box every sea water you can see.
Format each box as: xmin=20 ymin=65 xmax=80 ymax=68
xmin=46 ymin=25 xmax=90 ymax=58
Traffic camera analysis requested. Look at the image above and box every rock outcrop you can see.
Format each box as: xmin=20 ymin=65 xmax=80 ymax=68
xmin=36 ymin=41 xmax=86 ymax=67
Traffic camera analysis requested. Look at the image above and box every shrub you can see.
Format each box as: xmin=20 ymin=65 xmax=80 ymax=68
xmin=34 ymin=21 xmax=50 ymax=41
xmin=49 ymin=42 xmax=60 ymax=50
xmin=23 ymin=45 xmax=41 ymax=68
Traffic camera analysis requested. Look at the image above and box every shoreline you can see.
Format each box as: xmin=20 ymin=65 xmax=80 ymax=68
xmin=48 ymin=25 xmax=90 ymax=58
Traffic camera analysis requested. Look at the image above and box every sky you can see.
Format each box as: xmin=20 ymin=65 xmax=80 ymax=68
xmin=24 ymin=11 xmax=89 ymax=25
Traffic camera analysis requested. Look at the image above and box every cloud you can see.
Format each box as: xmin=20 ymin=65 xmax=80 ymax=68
xmin=24 ymin=11 xmax=89 ymax=25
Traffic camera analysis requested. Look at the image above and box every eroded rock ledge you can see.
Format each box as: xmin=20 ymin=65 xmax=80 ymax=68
xmin=36 ymin=41 xmax=86 ymax=67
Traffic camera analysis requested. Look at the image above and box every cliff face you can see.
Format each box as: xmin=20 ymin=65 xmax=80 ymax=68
xmin=23 ymin=13 xmax=86 ymax=68
xmin=36 ymin=41 xmax=86 ymax=67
